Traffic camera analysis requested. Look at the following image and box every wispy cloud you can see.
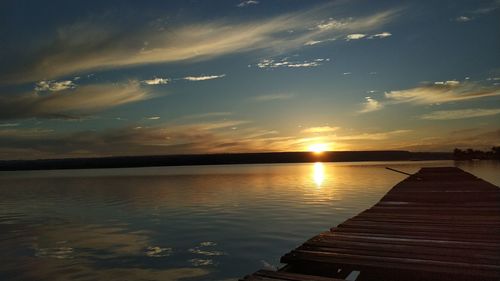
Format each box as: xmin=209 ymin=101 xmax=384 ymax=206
xmin=178 ymin=120 xmax=250 ymax=131
xmin=455 ymin=1 xmax=500 ymax=22
xmin=35 ymin=80 xmax=76 ymax=91
xmin=396 ymin=129 xmax=500 ymax=152
xmin=315 ymin=18 xmax=347 ymax=30
xmin=359 ymin=96 xmax=383 ymax=113
xmin=183 ymin=74 xmax=226 ymax=81
xmin=0 ymin=127 xmax=55 ymax=138
xmin=301 ymin=126 xmax=340 ymax=133
xmin=455 ymin=16 xmax=472 ymax=22
xmin=237 ymin=0 xmax=259 ymax=8
xmin=0 ymin=118 xmax=311 ymax=159
xmin=146 ymin=116 xmax=161 ymax=120
xmin=346 ymin=33 xmax=366 ymax=40
xmin=142 ymin=77 xmax=169 ymax=85
xmin=359 ymin=81 xmax=500 ymax=114
xmin=0 ymin=119 xmax=248 ymax=159
xmin=333 ymin=130 xmax=411 ymax=141
xmin=368 ymin=32 xmax=392 ymax=39
xmin=0 ymin=123 xmax=19 ymax=127
xmin=1 ymin=6 xmax=400 ymax=83
xmin=0 ymin=81 xmax=151 ymax=120
xmin=384 ymin=81 xmax=500 ymax=105
xmin=256 ymin=58 xmax=329 ymax=69
xmin=252 ymin=93 xmax=294 ymax=102
xmin=304 ymin=38 xmax=336 ymax=46
xmin=358 ymin=81 xmax=500 ymax=114
xmin=420 ymin=108 xmax=500 ymax=120
xmin=288 ymin=61 xmax=324 ymax=68
xmin=182 ymin=112 xmax=232 ymax=120
xmin=347 ymin=31 xmax=393 ymax=40
xmin=434 ymin=80 xmax=460 ymax=86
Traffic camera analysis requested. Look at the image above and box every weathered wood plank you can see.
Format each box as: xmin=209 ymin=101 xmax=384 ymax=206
xmin=337 ymin=220 xmax=500 ymax=234
xmin=343 ymin=217 xmax=500 ymax=227
xmin=240 ymin=270 xmax=344 ymax=281
xmin=312 ymin=231 xmax=500 ymax=251
xmin=282 ymin=250 xmax=500 ymax=278
xmin=330 ymin=226 xmax=500 ymax=242
xmin=298 ymin=243 xmax=500 ymax=265
xmin=355 ymin=212 xmax=500 ymax=222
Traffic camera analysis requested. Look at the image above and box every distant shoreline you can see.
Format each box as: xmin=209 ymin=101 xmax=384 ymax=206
xmin=0 ymin=151 xmax=452 ymax=171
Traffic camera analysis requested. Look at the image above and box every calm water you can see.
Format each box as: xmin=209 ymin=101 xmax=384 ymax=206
xmin=0 ymin=160 xmax=498 ymax=281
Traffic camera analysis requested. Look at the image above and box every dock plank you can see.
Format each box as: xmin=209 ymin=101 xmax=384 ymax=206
xmin=240 ymin=270 xmax=344 ymax=281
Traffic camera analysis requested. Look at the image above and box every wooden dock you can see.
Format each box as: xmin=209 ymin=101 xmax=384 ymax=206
xmin=241 ymin=167 xmax=500 ymax=281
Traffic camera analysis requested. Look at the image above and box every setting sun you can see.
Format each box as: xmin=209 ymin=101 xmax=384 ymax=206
xmin=308 ymin=143 xmax=328 ymax=154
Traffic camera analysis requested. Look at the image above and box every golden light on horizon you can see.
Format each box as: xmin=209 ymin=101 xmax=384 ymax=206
xmin=308 ymin=143 xmax=328 ymax=154
xmin=312 ymin=162 xmax=325 ymax=187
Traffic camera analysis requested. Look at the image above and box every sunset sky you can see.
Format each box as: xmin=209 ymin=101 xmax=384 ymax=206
xmin=0 ymin=0 xmax=499 ymax=159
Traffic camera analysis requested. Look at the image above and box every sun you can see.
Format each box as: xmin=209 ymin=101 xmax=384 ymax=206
xmin=308 ymin=143 xmax=328 ymax=154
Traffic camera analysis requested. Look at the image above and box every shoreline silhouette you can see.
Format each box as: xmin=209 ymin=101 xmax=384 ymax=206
xmin=0 ymin=151 xmax=452 ymax=171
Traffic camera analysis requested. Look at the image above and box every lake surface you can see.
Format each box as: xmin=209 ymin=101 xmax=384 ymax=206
xmin=0 ymin=160 xmax=498 ymax=281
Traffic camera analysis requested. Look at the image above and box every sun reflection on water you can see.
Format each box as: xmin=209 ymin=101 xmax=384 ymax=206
xmin=312 ymin=162 xmax=325 ymax=187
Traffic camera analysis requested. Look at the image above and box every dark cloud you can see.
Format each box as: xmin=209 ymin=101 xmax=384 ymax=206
xmin=0 ymin=81 xmax=151 ymax=120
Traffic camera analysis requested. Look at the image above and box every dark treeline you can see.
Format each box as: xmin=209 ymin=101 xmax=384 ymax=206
xmin=0 ymin=151 xmax=452 ymax=171
xmin=453 ymin=147 xmax=500 ymax=160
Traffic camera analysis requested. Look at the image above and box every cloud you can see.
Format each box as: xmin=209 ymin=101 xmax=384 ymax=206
xmin=256 ymin=58 xmax=329 ymax=69
xmin=182 ymin=112 xmax=232 ymax=120
xmin=304 ymin=38 xmax=336 ymax=46
xmin=453 ymin=1 xmax=500 ymax=22
xmin=359 ymin=96 xmax=383 ymax=113
xmin=358 ymin=81 xmax=500 ymax=114
xmin=146 ymin=116 xmax=161 ymax=120
xmin=237 ymin=0 xmax=259 ymax=7
xmin=396 ymin=129 xmax=500 ymax=152
xmin=385 ymin=81 xmax=500 ymax=105
xmin=368 ymin=32 xmax=392 ymax=38
xmin=301 ymin=126 xmax=340 ymax=133
xmin=0 ymin=119 xmax=314 ymax=159
xmin=35 ymin=80 xmax=76 ymax=91
xmin=181 ymin=120 xmax=250 ymax=131
xmin=252 ymin=93 xmax=294 ymax=101
xmin=348 ymin=32 xmax=393 ymax=40
xmin=316 ymin=19 xmax=347 ymax=30
xmin=0 ymin=127 xmax=55 ymax=138
xmin=0 ymin=7 xmax=400 ymax=83
xmin=333 ymin=130 xmax=411 ymax=141
xmin=0 ymin=81 xmax=151 ymax=120
xmin=183 ymin=74 xmax=226 ymax=81
xmin=420 ymin=108 xmax=500 ymax=120
xmin=288 ymin=62 xmax=322 ymax=68
xmin=0 ymin=123 xmax=19 ymax=127
xmin=346 ymin=33 xmax=366 ymax=40
xmin=0 ymin=119 xmax=257 ymax=159
xmin=434 ymin=80 xmax=459 ymax=85
xmin=142 ymin=77 xmax=169 ymax=85
xmin=455 ymin=16 xmax=472 ymax=22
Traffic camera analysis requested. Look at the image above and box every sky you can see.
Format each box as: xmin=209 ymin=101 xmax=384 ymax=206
xmin=0 ymin=0 xmax=499 ymax=160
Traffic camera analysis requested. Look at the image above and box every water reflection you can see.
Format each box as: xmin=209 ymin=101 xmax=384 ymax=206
xmin=312 ymin=162 xmax=325 ymax=187
xmin=1 ymin=160 xmax=498 ymax=281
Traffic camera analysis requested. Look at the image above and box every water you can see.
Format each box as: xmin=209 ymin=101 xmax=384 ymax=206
xmin=0 ymin=160 xmax=498 ymax=281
